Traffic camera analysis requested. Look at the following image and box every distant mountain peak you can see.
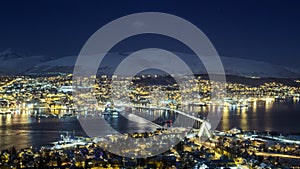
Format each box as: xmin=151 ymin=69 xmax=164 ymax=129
xmin=0 ymin=49 xmax=299 ymax=78
xmin=0 ymin=48 xmax=27 ymax=60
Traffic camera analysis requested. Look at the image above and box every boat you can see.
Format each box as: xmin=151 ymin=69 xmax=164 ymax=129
xmin=102 ymin=102 xmax=120 ymax=117
xmin=102 ymin=107 xmax=119 ymax=117
xmin=49 ymin=133 xmax=88 ymax=150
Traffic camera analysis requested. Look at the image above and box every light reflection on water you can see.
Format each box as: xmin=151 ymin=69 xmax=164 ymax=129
xmin=0 ymin=112 xmax=84 ymax=150
xmin=216 ymin=100 xmax=300 ymax=132
xmin=1 ymin=100 xmax=300 ymax=150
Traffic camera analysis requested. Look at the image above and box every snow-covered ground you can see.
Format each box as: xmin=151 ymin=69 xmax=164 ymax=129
xmin=0 ymin=49 xmax=299 ymax=78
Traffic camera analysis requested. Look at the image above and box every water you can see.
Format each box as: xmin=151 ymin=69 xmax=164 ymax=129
xmin=0 ymin=112 xmax=158 ymax=150
xmin=0 ymin=114 xmax=85 ymax=150
xmin=216 ymin=100 xmax=300 ymax=133
xmin=1 ymin=100 xmax=300 ymax=150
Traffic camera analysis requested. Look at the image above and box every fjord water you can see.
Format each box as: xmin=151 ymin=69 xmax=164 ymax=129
xmin=1 ymin=100 xmax=300 ymax=150
xmin=217 ymin=100 xmax=300 ymax=132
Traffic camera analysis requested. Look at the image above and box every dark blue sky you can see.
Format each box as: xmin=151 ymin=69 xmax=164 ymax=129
xmin=0 ymin=0 xmax=300 ymax=67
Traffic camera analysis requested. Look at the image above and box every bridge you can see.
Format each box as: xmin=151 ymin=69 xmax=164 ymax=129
xmin=115 ymin=104 xmax=212 ymax=139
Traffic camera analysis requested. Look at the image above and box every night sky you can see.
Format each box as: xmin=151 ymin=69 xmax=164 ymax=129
xmin=0 ymin=0 xmax=300 ymax=67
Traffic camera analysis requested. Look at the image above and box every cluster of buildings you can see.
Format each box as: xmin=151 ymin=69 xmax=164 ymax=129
xmin=1 ymin=127 xmax=300 ymax=168
xmin=1 ymin=74 xmax=299 ymax=115
xmin=0 ymin=75 xmax=73 ymax=115
xmin=1 ymin=74 xmax=300 ymax=168
xmin=214 ymin=129 xmax=300 ymax=168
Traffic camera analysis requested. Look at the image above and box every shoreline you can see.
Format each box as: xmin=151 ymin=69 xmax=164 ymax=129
xmin=1 ymin=128 xmax=300 ymax=168
xmin=2 ymin=128 xmax=300 ymax=152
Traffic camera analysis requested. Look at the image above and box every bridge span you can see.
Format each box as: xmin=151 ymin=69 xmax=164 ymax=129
xmin=115 ymin=104 xmax=212 ymax=138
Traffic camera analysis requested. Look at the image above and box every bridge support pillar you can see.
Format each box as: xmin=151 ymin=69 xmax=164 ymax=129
xmin=198 ymin=121 xmax=212 ymax=140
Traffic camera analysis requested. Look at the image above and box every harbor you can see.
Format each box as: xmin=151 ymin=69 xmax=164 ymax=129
xmin=1 ymin=103 xmax=300 ymax=168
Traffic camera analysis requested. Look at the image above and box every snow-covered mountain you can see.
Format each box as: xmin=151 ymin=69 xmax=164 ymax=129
xmin=0 ymin=49 xmax=299 ymax=78
xmin=221 ymin=57 xmax=299 ymax=78
xmin=0 ymin=49 xmax=54 ymax=75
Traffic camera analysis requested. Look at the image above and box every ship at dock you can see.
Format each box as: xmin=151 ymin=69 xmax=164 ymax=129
xmin=102 ymin=102 xmax=120 ymax=117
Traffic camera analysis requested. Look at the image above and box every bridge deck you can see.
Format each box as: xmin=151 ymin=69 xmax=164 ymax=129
xmin=115 ymin=104 xmax=206 ymax=123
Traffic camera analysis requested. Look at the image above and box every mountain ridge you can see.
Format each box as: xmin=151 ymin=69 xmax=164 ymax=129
xmin=0 ymin=49 xmax=299 ymax=78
